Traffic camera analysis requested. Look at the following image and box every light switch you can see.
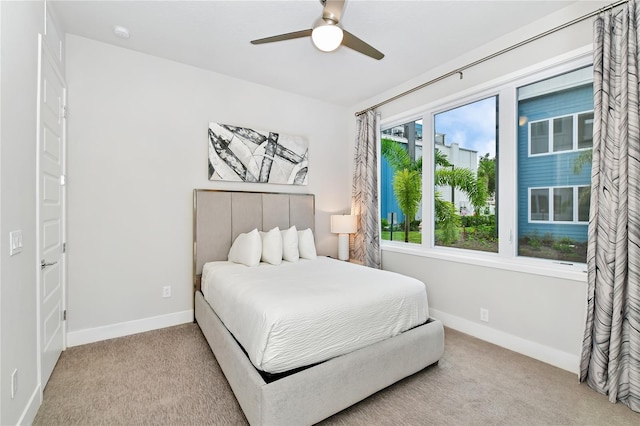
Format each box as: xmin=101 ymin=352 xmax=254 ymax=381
xmin=9 ymin=230 xmax=23 ymax=256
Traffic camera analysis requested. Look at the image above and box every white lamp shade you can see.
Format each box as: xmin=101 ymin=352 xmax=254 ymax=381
xmin=311 ymin=23 xmax=343 ymax=52
xmin=331 ymin=215 xmax=357 ymax=234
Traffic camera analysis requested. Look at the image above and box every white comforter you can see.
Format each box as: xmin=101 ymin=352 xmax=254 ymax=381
xmin=201 ymin=257 xmax=429 ymax=374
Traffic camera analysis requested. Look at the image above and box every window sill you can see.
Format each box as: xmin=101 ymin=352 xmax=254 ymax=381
xmin=381 ymin=241 xmax=587 ymax=283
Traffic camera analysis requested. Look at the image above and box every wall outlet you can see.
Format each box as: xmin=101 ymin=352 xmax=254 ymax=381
xmin=11 ymin=369 xmax=17 ymax=399
xmin=162 ymin=286 xmax=171 ymax=298
xmin=480 ymin=308 xmax=489 ymax=322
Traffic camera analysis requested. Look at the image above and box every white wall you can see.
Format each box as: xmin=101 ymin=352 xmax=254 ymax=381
xmin=0 ymin=1 xmax=45 ymax=424
xmin=349 ymin=1 xmax=608 ymax=373
xmin=65 ymin=35 xmax=351 ymax=345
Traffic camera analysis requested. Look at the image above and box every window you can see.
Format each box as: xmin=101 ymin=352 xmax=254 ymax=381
xmin=528 ymin=185 xmax=589 ymax=223
xmin=530 ymin=189 xmax=549 ymax=221
xmin=379 ymin=57 xmax=593 ymax=268
xmin=517 ymin=66 xmax=593 ymax=262
xmin=380 ymin=119 xmax=423 ymax=244
xmin=528 ymin=111 xmax=593 ymax=156
xmin=433 ymin=96 xmax=498 ymax=253
xmin=531 ymin=121 xmax=549 ymax=154
xmin=578 ymin=112 xmax=594 ymax=149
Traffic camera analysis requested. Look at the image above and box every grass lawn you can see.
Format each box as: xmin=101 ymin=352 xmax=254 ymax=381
xmin=381 ymin=231 xmax=422 ymax=244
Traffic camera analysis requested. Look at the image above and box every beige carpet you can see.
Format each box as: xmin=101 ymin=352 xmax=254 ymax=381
xmin=34 ymin=323 xmax=639 ymax=426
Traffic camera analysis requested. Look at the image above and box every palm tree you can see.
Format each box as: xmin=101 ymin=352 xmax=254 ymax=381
xmin=382 ymin=138 xmax=422 ymax=242
xmin=381 ymin=138 xmax=488 ymax=245
xmin=434 ymin=167 xmax=488 ymax=214
xmin=382 ymin=138 xmax=422 ymax=173
xmin=573 ymin=149 xmax=592 ymax=174
xmin=393 ymin=169 xmax=421 ymax=242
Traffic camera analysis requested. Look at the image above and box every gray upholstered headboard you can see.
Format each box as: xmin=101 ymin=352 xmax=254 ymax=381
xmin=193 ymin=189 xmax=315 ymax=292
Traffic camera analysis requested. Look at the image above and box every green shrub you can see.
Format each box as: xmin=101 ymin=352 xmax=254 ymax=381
xmin=553 ymin=237 xmax=575 ymax=253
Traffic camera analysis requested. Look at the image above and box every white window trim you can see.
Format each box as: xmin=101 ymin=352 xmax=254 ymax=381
xmin=527 ymin=109 xmax=594 ymax=157
xmin=527 ymin=185 xmax=590 ymax=224
xmin=379 ymin=45 xmax=593 ymax=280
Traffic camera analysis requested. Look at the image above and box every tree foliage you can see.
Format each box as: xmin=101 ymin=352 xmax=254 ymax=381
xmin=435 ymin=167 xmax=488 ymax=213
xmin=573 ymin=149 xmax=592 ymax=175
xmin=381 ymin=138 xmax=491 ymax=246
xmin=382 ymin=138 xmax=422 ymax=173
xmin=434 ymin=194 xmax=460 ymax=245
xmin=393 ymin=169 xmax=422 ymax=242
xmin=477 ymin=154 xmax=496 ymax=197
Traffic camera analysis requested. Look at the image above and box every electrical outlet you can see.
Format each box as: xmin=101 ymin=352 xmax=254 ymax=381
xmin=11 ymin=369 xmax=17 ymax=399
xmin=162 ymin=286 xmax=171 ymax=298
xmin=480 ymin=308 xmax=489 ymax=322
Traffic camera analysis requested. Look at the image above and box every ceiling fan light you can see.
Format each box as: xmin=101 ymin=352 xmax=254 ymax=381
xmin=312 ymin=24 xmax=343 ymax=52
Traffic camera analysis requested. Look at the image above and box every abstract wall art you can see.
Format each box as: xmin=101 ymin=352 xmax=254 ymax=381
xmin=208 ymin=123 xmax=309 ymax=185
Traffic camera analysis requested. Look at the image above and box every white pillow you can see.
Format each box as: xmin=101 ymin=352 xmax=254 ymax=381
xmin=281 ymin=225 xmax=299 ymax=262
xmin=297 ymin=228 xmax=317 ymax=260
xmin=228 ymin=229 xmax=261 ymax=267
xmin=260 ymin=227 xmax=283 ymax=265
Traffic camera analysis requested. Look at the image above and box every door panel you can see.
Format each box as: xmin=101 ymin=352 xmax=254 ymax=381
xmin=38 ymin=35 xmax=66 ymax=387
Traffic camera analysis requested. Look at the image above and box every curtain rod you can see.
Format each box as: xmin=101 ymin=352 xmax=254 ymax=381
xmin=355 ymin=0 xmax=628 ymax=117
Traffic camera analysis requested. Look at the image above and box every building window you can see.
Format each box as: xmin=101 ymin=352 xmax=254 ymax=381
xmin=528 ymin=185 xmax=590 ymax=224
xmin=518 ymin=65 xmax=593 ymax=262
xmin=578 ymin=112 xmax=594 ymax=149
xmin=528 ymin=110 xmax=593 ymax=156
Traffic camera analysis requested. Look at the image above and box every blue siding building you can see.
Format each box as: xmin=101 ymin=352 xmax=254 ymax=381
xmin=517 ymin=82 xmax=593 ymax=242
xmin=380 ymin=156 xmax=405 ymax=225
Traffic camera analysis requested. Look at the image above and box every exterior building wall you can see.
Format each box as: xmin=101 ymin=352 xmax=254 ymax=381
xmin=517 ymin=84 xmax=593 ymax=241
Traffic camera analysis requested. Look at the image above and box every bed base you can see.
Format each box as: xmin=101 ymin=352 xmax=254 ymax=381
xmin=195 ymin=291 xmax=445 ymax=425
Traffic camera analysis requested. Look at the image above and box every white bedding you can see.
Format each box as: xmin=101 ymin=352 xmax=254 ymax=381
xmin=201 ymin=257 xmax=429 ymax=374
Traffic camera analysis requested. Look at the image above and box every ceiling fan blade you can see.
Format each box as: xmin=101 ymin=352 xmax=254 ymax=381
xmin=342 ymin=30 xmax=384 ymax=60
xmin=251 ymin=29 xmax=312 ymax=45
xmin=321 ymin=0 xmax=346 ymax=23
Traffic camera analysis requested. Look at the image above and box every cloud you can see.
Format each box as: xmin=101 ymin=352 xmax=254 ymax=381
xmin=435 ymin=97 xmax=497 ymax=160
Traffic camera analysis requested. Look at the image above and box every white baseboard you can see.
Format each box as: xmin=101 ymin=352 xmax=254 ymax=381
xmin=18 ymin=384 xmax=41 ymax=426
xmin=430 ymin=308 xmax=580 ymax=374
xmin=66 ymin=310 xmax=194 ymax=347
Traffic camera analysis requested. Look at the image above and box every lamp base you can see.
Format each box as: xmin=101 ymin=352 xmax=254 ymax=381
xmin=338 ymin=233 xmax=349 ymax=261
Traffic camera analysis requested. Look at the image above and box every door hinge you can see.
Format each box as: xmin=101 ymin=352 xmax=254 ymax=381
xmin=62 ymin=242 xmax=66 ymax=253
xmin=63 ymin=105 xmax=68 ymax=119
xmin=60 ymin=174 xmax=66 ymax=186
xmin=63 ymin=310 xmax=67 ymax=321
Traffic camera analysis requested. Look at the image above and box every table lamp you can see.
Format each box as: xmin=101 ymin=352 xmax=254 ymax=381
xmin=330 ymin=215 xmax=357 ymax=261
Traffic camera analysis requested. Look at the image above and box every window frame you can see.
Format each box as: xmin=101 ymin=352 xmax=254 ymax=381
xmin=527 ymin=185 xmax=590 ymax=224
xmin=379 ymin=47 xmax=593 ymax=281
xmin=527 ymin=109 xmax=595 ymax=157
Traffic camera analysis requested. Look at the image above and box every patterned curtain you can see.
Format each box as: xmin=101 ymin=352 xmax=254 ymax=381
xmin=351 ymin=110 xmax=381 ymax=269
xmin=580 ymin=0 xmax=640 ymax=412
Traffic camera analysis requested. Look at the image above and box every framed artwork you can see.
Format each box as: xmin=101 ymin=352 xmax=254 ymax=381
xmin=208 ymin=123 xmax=308 ymax=185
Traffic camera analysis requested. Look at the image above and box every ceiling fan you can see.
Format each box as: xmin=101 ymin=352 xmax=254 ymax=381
xmin=250 ymin=0 xmax=384 ymax=60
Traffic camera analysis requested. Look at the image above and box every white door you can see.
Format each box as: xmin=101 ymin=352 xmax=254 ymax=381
xmin=37 ymin=34 xmax=66 ymax=386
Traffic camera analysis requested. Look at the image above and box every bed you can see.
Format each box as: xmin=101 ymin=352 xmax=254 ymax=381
xmin=193 ymin=189 xmax=444 ymax=425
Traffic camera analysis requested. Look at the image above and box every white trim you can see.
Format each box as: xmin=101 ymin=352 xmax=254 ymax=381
xmin=66 ymin=310 xmax=193 ymax=347
xmin=528 ymin=185 xmax=590 ymax=224
xmin=379 ymin=48 xmax=595 ymax=273
xmin=17 ymin=384 xmax=41 ymax=426
xmin=381 ymin=45 xmax=593 ymax=128
xmin=527 ymin=109 xmax=594 ymax=157
xmin=382 ymin=241 xmax=588 ymax=280
xmin=430 ymin=308 xmax=580 ymax=375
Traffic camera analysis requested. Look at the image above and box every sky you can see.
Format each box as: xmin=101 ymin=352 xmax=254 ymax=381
xmin=433 ymin=96 xmax=497 ymax=160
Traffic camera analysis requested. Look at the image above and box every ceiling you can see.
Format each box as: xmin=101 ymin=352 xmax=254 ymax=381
xmin=51 ymin=0 xmax=584 ymax=107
